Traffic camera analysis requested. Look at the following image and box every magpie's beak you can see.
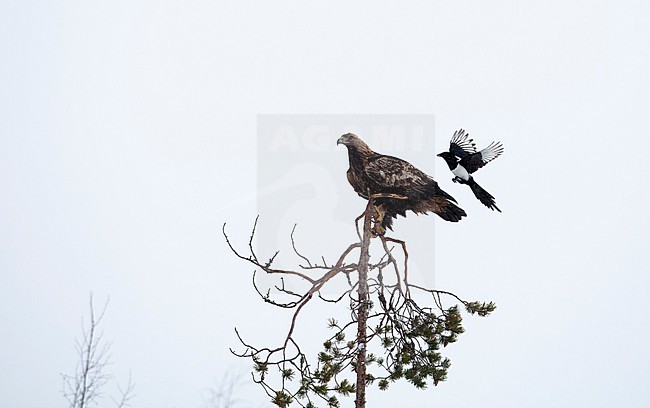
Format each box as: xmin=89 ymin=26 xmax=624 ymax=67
xmin=436 ymin=152 xmax=444 ymax=157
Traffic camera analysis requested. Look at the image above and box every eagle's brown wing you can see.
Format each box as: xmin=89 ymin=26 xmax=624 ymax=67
xmin=364 ymin=154 xmax=460 ymax=202
xmin=363 ymin=154 xmax=465 ymax=223
xmin=363 ymin=154 xmax=431 ymax=192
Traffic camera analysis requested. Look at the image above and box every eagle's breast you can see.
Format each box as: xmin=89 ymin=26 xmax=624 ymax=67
xmin=347 ymin=167 xmax=368 ymax=199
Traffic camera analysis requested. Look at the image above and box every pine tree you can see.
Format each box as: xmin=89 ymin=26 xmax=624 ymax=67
xmin=223 ymin=196 xmax=495 ymax=407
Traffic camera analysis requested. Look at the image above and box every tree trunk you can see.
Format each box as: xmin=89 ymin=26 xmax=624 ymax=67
xmin=355 ymin=201 xmax=373 ymax=408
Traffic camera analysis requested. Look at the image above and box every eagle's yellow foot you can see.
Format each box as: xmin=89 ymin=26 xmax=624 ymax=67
xmin=371 ymin=205 xmax=386 ymax=237
xmin=371 ymin=223 xmax=386 ymax=237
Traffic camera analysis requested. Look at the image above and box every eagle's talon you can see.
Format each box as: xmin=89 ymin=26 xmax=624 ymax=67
xmin=371 ymin=224 xmax=386 ymax=237
xmin=370 ymin=204 xmax=386 ymax=237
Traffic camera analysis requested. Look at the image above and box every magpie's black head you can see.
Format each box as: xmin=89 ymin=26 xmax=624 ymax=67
xmin=437 ymin=151 xmax=459 ymax=170
xmin=437 ymin=151 xmax=458 ymax=166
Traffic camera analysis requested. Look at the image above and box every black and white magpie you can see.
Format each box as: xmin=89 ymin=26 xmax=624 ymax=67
xmin=437 ymin=129 xmax=504 ymax=212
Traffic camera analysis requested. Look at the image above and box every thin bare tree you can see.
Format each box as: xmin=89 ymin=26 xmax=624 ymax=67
xmin=62 ymin=294 xmax=135 ymax=408
xmin=224 ymin=196 xmax=496 ymax=407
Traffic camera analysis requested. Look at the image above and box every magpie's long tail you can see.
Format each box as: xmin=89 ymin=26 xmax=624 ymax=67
xmin=467 ymin=178 xmax=501 ymax=212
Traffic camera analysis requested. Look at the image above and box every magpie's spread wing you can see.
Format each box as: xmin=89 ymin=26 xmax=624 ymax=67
xmin=461 ymin=141 xmax=504 ymax=173
xmin=364 ymin=155 xmax=430 ymax=189
xmin=449 ymin=129 xmax=477 ymax=159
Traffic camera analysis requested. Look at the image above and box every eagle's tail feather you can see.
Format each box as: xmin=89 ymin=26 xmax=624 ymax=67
xmin=430 ymin=198 xmax=467 ymax=222
xmin=381 ymin=210 xmax=396 ymax=231
xmin=436 ymin=186 xmax=459 ymax=204
xmin=407 ymin=185 xmax=467 ymax=222
xmin=468 ymin=178 xmax=501 ymax=212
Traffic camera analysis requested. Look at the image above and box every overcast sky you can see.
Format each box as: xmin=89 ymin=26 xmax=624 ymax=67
xmin=2 ymin=1 xmax=650 ymax=407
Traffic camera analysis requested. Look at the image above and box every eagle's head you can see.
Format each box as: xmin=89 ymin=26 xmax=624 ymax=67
xmin=337 ymin=133 xmax=374 ymax=157
xmin=336 ymin=133 xmax=358 ymax=146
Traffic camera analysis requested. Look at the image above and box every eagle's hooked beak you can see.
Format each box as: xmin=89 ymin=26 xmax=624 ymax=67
xmin=337 ymin=136 xmax=345 ymax=146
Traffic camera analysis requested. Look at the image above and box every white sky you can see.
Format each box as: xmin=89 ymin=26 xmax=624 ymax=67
xmin=2 ymin=1 xmax=650 ymax=407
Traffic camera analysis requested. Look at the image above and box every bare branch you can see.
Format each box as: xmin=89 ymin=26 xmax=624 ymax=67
xmin=223 ymin=221 xmax=317 ymax=284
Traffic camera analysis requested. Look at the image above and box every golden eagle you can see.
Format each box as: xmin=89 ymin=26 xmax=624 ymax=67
xmin=337 ymin=133 xmax=466 ymax=235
